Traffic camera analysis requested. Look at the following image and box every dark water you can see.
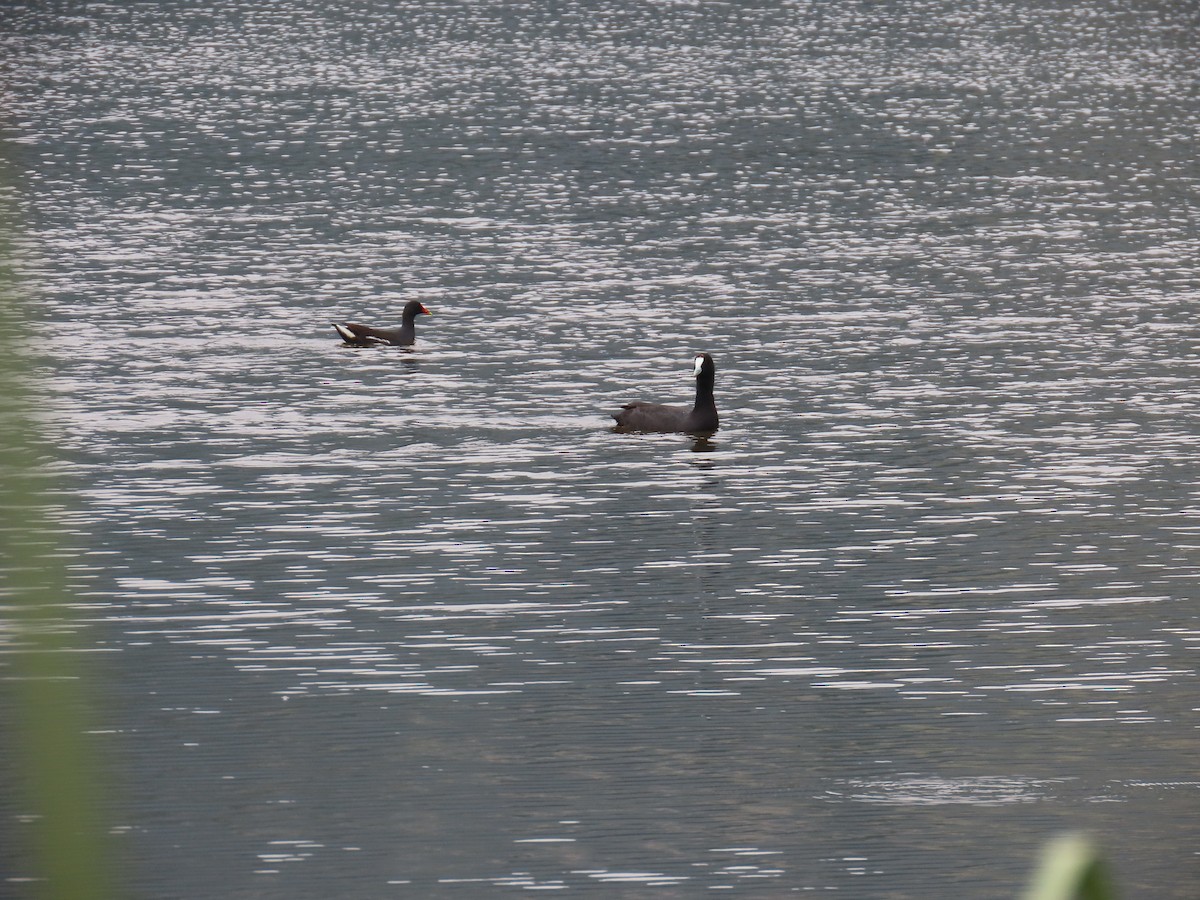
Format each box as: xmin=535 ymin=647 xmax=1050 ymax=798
xmin=3 ymin=0 xmax=1199 ymax=896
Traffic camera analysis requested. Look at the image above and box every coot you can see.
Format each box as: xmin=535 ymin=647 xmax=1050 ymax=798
xmin=612 ymin=353 xmax=719 ymax=434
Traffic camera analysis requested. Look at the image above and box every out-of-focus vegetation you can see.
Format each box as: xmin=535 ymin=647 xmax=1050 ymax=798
xmin=1023 ymin=833 xmax=1118 ymax=900
xmin=1 ymin=200 xmax=113 ymax=898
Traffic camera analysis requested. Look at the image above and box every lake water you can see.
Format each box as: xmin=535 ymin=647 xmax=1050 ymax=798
xmin=2 ymin=0 xmax=1199 ymax=896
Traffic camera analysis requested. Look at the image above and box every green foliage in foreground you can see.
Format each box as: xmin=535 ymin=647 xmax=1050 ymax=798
xmin=1022 ymin=833 xmax=1118 ymax=900
xmin=2 ymin=209 xmax=113 ymax=898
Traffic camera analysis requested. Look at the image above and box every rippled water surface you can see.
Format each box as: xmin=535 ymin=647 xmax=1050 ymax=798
xmin=3 ymin=0 xmax=1199 ymax=896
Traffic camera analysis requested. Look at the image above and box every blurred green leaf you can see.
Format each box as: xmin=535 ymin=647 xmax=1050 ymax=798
xmin=1023 ymin=833 xmax=1117 ymax=900
xmin=2 ymin=185 xmax=113 ymax=899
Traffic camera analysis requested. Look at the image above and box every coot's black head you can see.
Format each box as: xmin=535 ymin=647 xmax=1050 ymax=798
xmin=402 ymin=300 xmax=432 ymax=319
xmin=693 ymin=353 xmax=715 ymax=378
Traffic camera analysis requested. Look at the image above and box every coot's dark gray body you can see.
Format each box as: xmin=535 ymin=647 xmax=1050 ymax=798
xmin=613 ymin=353 xmax=719 ymax=434
xmin=333 ymin=300 xmax=431 ymax=347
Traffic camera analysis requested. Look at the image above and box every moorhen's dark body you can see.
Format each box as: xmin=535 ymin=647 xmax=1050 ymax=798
xmin=332 ymin=300 xmax=431 ymax=347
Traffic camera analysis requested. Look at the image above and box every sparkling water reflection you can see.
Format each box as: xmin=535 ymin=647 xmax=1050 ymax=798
xmin=3 ymin=0 xmax=1200 ymax=896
